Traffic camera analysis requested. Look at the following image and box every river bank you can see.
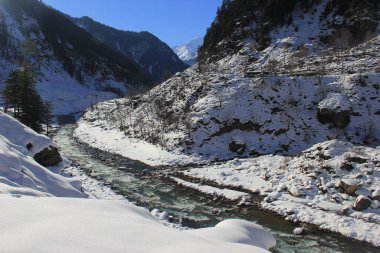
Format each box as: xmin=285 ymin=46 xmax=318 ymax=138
xmin=54 ymin=122 xmax=380 ymax=253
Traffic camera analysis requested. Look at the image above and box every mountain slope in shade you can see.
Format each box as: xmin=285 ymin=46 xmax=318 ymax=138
xmin=72 ymin=16 xmax=188 ymax=84
xmin=173 ymin=37 xmax=203 ymax=66
xmin=0 ymin=0 xmax=152 ymax=114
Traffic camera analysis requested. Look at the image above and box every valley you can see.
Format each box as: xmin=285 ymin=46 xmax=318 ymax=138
xmin=0 ymin=0 xmax=379 ymax=252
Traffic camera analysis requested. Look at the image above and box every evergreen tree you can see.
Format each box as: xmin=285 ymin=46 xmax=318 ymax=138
xmin=3 ymin=66 xmax=51 ymax=133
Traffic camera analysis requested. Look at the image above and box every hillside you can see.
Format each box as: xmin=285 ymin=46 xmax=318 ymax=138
xmin=77 ymin=0 xmax=380 ymax=160
xmin=72 ymin=16 xmax=188 ymax=84
xmin=0 ymin=0 xmax=151 ymax=114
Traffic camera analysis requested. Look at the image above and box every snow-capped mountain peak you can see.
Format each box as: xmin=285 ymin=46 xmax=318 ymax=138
xmin=173 ymin=37 xmax=203 ymax=66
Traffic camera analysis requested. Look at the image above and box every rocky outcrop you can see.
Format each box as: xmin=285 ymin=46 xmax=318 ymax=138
xmin=33 ymin=146 xmax=63 ymax=167
xmin=317 ymin=93 xmax=352 ymax=129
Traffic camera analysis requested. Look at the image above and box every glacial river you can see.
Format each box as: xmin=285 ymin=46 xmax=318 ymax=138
xmin=53 ymin=122 xmax=378 ymax=253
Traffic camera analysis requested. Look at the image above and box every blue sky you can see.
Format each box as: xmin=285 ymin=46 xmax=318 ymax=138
xmin=42 ymin=0 xmax=222 ymax=47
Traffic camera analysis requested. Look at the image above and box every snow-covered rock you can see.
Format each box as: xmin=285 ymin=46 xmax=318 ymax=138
xmin=293 ymin=227 xmax=304 ymax=235
xmin=317 ymin=93 xmax=352 ymax=129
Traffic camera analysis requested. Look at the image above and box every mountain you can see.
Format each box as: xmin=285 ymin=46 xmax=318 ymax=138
xmin=72 ymin=16 xmax=188 ymax=84
xmin=173 ymin=37 xmax=203 ymax=66
xmin=0 ymin=0 xmax=152 ymax=114
xmin=79 ymin=0 xmax=380 ymax=159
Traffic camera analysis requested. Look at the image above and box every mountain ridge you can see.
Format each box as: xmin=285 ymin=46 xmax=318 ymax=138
xmin=71 ymin=16 xmax=188 ymax=84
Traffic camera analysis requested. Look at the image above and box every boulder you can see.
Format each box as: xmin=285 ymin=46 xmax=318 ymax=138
xmin=293 ymin=227 xmax=304 ymax=235
xmin=288 ymin=186 xmax=305 ymax=197
xmin=317 ymin=93 xmax=352 ymax=129
xmin=33 ymin=146 xmax=63 ymax=167
xmin=229 ymin=140 xmax=246 ymax=154
xmin=372 ymin=188 xmax=380 ymax=201
xmin=353 ymin=195 xmax=371 ymax=211
xmin=339 ymin=179 xmax=359 ymax=195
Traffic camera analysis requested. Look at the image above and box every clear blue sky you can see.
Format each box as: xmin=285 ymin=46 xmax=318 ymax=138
xmin=41 ymin=0 xmax=222 ymax=47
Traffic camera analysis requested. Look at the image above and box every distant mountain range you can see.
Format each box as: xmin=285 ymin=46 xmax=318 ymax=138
xmin=72 ymin=16 xmax=188 ymax=84
xmin=172 ymin=38 xmax=203 ymax=66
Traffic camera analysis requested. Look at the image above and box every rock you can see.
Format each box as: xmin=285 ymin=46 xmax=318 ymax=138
xmin=288 ymin=186 xmax=305 ymax=197
xmin=238 ymin=195 xmax=252 ymax=206
xmin=26 ymin=143 xmax=33 ymax=150
xmin=277 ymin=183 xmax=287 ymax=192
xmin=317 ymin=93 xmax=352 ymax=129
xmin=372 ymin=188 xmax=380 ymax=201
xmin=371 ymin=200 xmax=379 ymax=209
xmin=33 ymin=146 xmax=63 ymax=167
xmin=353 ymin=195 xmax=371 ymax=211
xmin=341 ymin=206 xmax=351 ymax=215
xmin=339 ymin=179 xmax=359 ymax=195
xmin=229 ymin=140 xmax=246 ymax=154
xmin=293 ymin=227 xmax=304 ymax=235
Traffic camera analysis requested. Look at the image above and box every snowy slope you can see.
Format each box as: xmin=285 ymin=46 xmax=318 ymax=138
xmin=0 ymin=111 xmax=85 ymax=197
xmin=0 ymin=196 xmax=275 ymax=253
xmin=173 ymin=37 xmax=203 ymax=66
xmin=77 ymin=34 xmax=380 ymax=162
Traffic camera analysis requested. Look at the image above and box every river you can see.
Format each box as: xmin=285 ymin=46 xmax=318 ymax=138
xmin=53 ymin=122 xmax=378 ymax=253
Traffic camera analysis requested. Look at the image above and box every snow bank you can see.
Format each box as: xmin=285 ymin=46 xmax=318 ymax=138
xmin=0 ymin=112 xmax=53 ymax=156
xmin=0 ymin=196 xmax=275 ymax=253
xmin=171 ymin=176 xmax=249 ymax=201
xmin=74 ymin=120 xmax=201 ymax=166
xmin=0 ymin=112 xmax=85 ymax=197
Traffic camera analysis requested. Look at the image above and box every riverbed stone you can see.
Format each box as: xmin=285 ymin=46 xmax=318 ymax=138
xmin=339 ymin=179 xmax=359 ymax=195
xmin=353 ymin=195 xmax=371 ymax=211
xmin=372 ymin=188 xmax=380 ymax=201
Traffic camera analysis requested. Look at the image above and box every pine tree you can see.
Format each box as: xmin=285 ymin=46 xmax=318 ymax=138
xmin=3 ymin=66 xmax=51 ymax=133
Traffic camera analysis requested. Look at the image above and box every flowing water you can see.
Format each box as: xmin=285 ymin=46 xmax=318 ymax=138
xmin=53 ymin=122 xmax=378 ymax=253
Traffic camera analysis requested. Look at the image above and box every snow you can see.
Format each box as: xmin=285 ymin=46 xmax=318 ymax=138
xmin=0 ymin=112 xmax=52 ymax=156
xmin=0 ymin=113 xmax=276 ymax=252
xmin=0 ymin=112 xmax=85 ymax=198
xmin=181 ymin=140 xmax=380 ymax=246
xmin=0 ymin=6 xmax=127 ymax=115
xmin=293 ymin=227 xmax=303 ymax=235
xmin=74 ymin=120 xmax=202 ymax=166
xmin=173 ymin=37 xmax=203 ymax=65
xmin=171 ymin=176 xmax=250 ymax=201
xmin=318 ymin=93 xmax=352 ymax=112
xmin=0 ymin=196 xmax=275 ymax=253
